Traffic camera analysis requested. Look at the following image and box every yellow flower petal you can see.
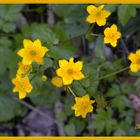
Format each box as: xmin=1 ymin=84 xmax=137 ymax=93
xmin=23 ymin=39 xmax=33 ymax=48
xmin=96 ymin=18 xmax=106 ymax=26
xmin=73 ymin=71 xmax=85 ymax=80
xmin=63 ymin=77 xmax=73 ymax=85
xmin=13 ymin=87 xmax=17 ymax=93
xmin=69 ymin=57 xmax=74 ymax=63
xmin=102 ymin=10 xmax=111 ymax=18
xmin=56 ymin=68 xmax=64 ymax=77
xmin=86 ymin=15 xmax=96 ymax=23
xmin=128 ymin=53 xmax=137 ymax=63
xmin=87 ymin=5 xmax=96 ymax=14
xmin=111 ymin=24 xmax=117 ymax=31
xmin=19 ymin=92 xmax=27 ymax=99
xmin=74 ymin=61 xmax=83 ymax=71
xmin=130 ymin=64 xmax=140 ymax=72
xmin=17 ymin=49 xmax=25 ymax=57
xmin=98 ymin=5 xmax=104 ymax=10
xmin=136 ymin=49 xmax=140 ymax=57
xmin=110 ymin=40 xmax=117 ymax=47
xmin=33 ymin=39 xmax=42 ymax=47
xmin=59 ymin=60 xmax=68 ymax=67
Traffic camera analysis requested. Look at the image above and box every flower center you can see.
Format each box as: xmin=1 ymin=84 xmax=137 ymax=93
xmin=30 ymin=50 xmax=36 ymax=56
xmin=96 ymin=11 xmax=101 ymax=17
xmin=95 ymin=8 xmax=102 ymax=17
xmin=109 ymin=33 xmax=115 ymax=39
xmin=82 ymin=104 xmax=87 ymax=111
xmin=18 ymin=83 xmax=25 ymax=91
xmin=67 ymin=69 xmax=73 ymax=75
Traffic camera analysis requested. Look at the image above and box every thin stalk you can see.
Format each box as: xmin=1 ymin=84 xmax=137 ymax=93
xmin=68 ymin=86 xmax=77 ymax=97
xmin=97 ymin=66 xmax=129 ymax=81
xmin=90 ymin=33 xmax=103 ymax=37
xmin=87 ymin=24 xmax=94 ymax=33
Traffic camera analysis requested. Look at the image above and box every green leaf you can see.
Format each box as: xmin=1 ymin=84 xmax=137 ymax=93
xmin=0 ymin=5 xmax=23 ymax=33
xmin=65 ymin=123 xmax=76 ymax=136
xmin=0 ymin=94 xmax=21 ymax=122
xmin=63 ymin=94 xmax=74 ymax=117
xmin=123 ymin=16 xmax=140 ymax=36
xmin=2 ymin=23 xmax=16 ymax=33
xmin=105 ymin=4 xmax=118 ymax=13
xmin=120 ymin=82 xmax=134 ymax=95
xmin=30 ymin=81 xmax=57 ymax=106
xmin=89 ymin=108 xmax=117 ymax=135
xmin=111 ymin=95 xmax=130 ymax=112
xmin=82 ymin=60 xmax=100 ymax=96
xmin=53 ymin=5 xmax=89 ymax=38
xmin=0 ymin=5 xmax=23 ymax=22
xmin=134 ymin=77 xmax=140 ymax=95
xmin=95 ymin=37 xmax=106 ymax=60
xmin=118 ymin=5 xmax=136 ymax=26
xmin=52 ymin=5 xmax=82 ymax=18
xmin=74 ymin=119 xmax=86 ymax=135
xmin=107 ymin=84 xmax=120 ymax=97
xmin=42 ymin=57 xmax=54 ymax=69
xmin=28 ymin=23 xmax=59 ymax=45
xmin=95 ymin=95 xmax=107 ymax=110
xmin=0 ymin=40 xmax=12 ymax=75
xmin=113 ymin=129 xmax=126 ymax=136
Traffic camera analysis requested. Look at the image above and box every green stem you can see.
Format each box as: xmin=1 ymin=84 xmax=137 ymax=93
xmin=87 ymin=24 xmax=94 ymax=33
xmin=68 ymin=86 xmax=77 ymax=97
xmin=90 ymin=33 xmax=103 ymax=37
xmin=97 ymin=66 xmax=129 ymax=81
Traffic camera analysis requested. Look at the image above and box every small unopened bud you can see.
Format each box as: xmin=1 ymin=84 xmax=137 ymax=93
xmin=41 ymin=75 xmax=47 ymax=81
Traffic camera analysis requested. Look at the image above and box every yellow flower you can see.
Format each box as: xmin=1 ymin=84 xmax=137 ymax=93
xmin=18 ymin=39 xmax=48 ymax=65
xmin=72 ymin=95 xmax=95 ymax=118
xmin=56 ymin=57 xmax=85 ymax=85
xmin=17 ymin=62 xmax=32 ymax=76
xmin=12 ymin=75 xmax=32 ymax=99
xmin=128 ymin=49 xmax=140 ymax=72
xmin=51 ymin=76 xmax=63 ymax=88
xmin=86 ymin=5 xmax=110 ymax=26
xmin=104 ymin=24 xmax=121 ymax=47
xmin=41 ymin=75 xmax=48 ymax=81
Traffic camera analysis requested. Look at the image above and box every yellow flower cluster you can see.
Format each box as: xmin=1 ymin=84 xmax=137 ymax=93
xmin=12 ymin=39 xmax=48 ymax=99
xmin=86 ymin=5 xmax=121 ymax=48
xmin=11 ymin=4 xmax=134 ymax=119
xmin=86 ymin=5 xmax=140 ymax=73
